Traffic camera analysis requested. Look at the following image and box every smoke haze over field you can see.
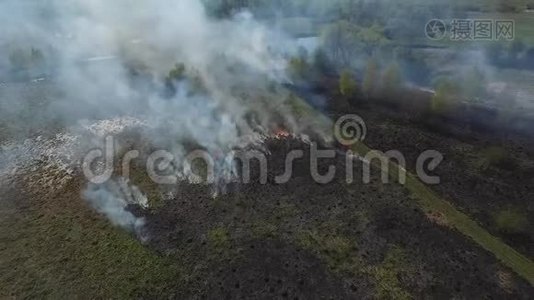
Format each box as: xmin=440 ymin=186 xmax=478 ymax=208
xmin=0 ymin=0 xmax=326 ymax=155
xmin=0 ymin=0 xmax=298 ymax=136
xmin=2 ymin=0 xmax=531 ymax=231
xmin=0 ymin=0 xmax=312 ymax=229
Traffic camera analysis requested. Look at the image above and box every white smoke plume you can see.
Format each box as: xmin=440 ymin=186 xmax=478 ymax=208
xmin=0 ymin=0 xmax=295 ymax=136
xmin=83 ymin=178 xmax=147 ymax=235
xmin=0 ymin=0 xmax=310 ymax=230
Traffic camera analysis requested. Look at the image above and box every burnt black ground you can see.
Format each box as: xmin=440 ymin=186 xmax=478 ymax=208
xmin=335 ymin=100 xmax=534 ymax=259
xmin=137 ymin=138 xmax=534 ymax=298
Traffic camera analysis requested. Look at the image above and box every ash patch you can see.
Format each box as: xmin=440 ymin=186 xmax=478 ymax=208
xmin=0 ymin=116 xmax=148 ymax=193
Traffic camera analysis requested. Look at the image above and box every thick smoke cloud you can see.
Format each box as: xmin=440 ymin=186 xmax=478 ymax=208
xmin=0 ymin=0 xmax=305 ymax=229
xmin=83 ymin=178 xmax=147 ymax=234
xmin=1 ymin=0 xmax=294 ymax=138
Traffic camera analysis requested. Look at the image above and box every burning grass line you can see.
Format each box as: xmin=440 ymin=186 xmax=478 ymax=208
xmin=350 ymin=141 xmax=534 ymax=286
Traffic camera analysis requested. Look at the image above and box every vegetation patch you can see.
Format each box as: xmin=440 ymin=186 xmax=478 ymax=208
xmin=207 ymin=227 xmax=231 ymax=253
xmin=250 ymin=220 xmax=278 ymax=239
xmin=297 ymin=229 xmax=359 ymax=273
xmin=475 ymin=146 xmax=517 ymax=171
xmin=368 ymin=247 xmax=412 ymax=300
xmin=494 ymin=209 xmax=529 ymax=234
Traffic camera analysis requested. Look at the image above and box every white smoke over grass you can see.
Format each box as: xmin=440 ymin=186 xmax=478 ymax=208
xmin=83 ymin=178 xmax=147 ymax=235
xmin=1 ymin=0 xmax=297 ymax=132
xmin=0 ymin=0 xmax=321 ymax=230
xmin=0 ymin=116 xmax=149 ymax=191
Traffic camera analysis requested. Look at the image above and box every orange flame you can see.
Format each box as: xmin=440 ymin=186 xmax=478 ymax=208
xmin=272 ymin=128 xmax=291 ymax=139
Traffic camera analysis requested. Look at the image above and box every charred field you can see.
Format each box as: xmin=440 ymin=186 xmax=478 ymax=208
xmin=3 ymin=0 xmax=534 ymax=298
xmin=334 ymin=90 xmax=534 ymax=260
xmin=2 ymin=116 xmax=534 ymax=298
xmin=1 ymin=71 xmax=534 ymax=299
xmin=137 ymin=138 xmax=534 ymax=298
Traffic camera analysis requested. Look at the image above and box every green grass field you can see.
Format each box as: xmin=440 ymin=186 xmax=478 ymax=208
xmin=0 ymin=180 xmax=183 ymax=298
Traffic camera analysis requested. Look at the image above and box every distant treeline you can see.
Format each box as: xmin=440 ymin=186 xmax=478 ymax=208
xmin=202 ymin=0 xmax=534 ymax=19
